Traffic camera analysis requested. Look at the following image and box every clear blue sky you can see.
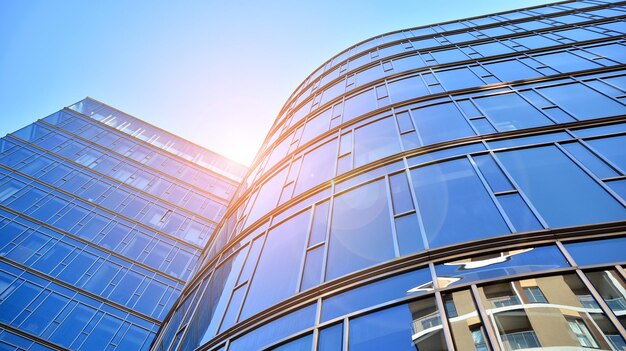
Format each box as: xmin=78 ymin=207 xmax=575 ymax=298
xmin=0 ymin=0 xmax=555 ymax=165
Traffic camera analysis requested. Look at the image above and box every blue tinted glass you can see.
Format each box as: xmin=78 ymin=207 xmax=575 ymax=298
xmin=300 ymin=246 xmax=323 ymax=291
xmin=309 ymin=201 xmax=330 ymax=246
xmin=407 ymin=143 xmax=486 ymax=166
xmin=607 ymin=179 xmax=626 ymax=201
xmin=388 ymin=76 xmax=430 ymax=103
xmin=327 ymin=180 xmax=394 ymax=281
xmin=322 ymin=268 xmax=431 ymax=322
xmin=80 ymin=314 xmax=122 ymax=350
xmin=241 ymin=210 xmax=310 ymax=318
xmin=294 ymin=139 xmax=338 ymax=196
xmin=349 ymin=299 xmax=446 ymax=351
xmin=246 ymin=167 xmax=288 ymax=226
xmin=412 ymin=102 xmax=475 ymax=145
xmin=497 ymin=193 xmax=542 ymax=232
xmin=473 ymin=154 xmax=513 ymax=193
xmin=394 ymin=214 xmax=425 ymax=256
xmin=436 ymin=68 xmax=484 ymax=91
xmin=50 ymin=304 xmax=96 ymax=347
xmin=229 ymin=304 xmax=316 ymax=351
xmin=270 ymin=334 xmax=313 ymax=351
xmin=318 ymin=323 xmax=343 ymax=351
xmin=472 ymin=42 xmax=514 ymax=57
xmin=570 ymin=122 xmax=626 ymax=139
xmin=534 ymin=52 xmax=600 ymax=73
xmin=473 ymin=93 xmax=551 ymax=131
xmin=353 ymin=117 xmax=401 ymax=167
xmin=411 ymin=158 xmax=510 ymax=248
xmin=472 ymin=118 xmax=497 ymax=134
xmin=343 ymin=90 xmax=377 ymax=122
xmin=326 ymin=180 xmax=394 ymax=280
xmin=586 ymin=135 xmax=626 ymax=173
xmin=564 ymin=237 xmax=626 ymax=266
xmin=537 ymin=83 xmax=626 ymax=120
xmin=218 ymin=284 xmax=246 ymax=334
xmin=497 ymin=145 xmax=626 ymax=227
xmin=487 ymin=131 xmax=571 ymax=149
xmin=199 ymin=248 xmax=248 ymax=344
xmin=435 ymin=245 xmax=568 ymax=287
xmin=349 ymin=305 xmax=414 ymax=351
xmin=483 ymin=60 xmax=541 ymax=82
xmin=389 ymin=172 xmax=414 ymax=215
xmin=561 ymin=142 xmax=619 ymax=179
xmin=587 ymin=42 xmax=626 ymax=63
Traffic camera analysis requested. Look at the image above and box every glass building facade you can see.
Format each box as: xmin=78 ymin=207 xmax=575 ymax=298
xmin=0 ymin=98 xmax=246 ymax=350
xmin=152 ymin=0 xmax=626 ymax=350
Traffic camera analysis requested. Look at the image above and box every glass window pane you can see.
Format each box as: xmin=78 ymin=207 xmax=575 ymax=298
xmin=322 ymin=267 xmax=431 ymax=322
xmin=241 ymin=210 xmax=310 ymax=318
xmin=497 ymin=193 xmax=543 ymax=232
xmin=229 ymin=304 xmax=316 ymax=351
xmin=389 ymin=172 xmax=414 ymax=215
xmin=437 ymin=67 xmax=484 ymax=91
xmin=388 ymin=76 xmax=430 ymax=103
xmin=564 ymin=237 xmax=626 ymax=266
xmin=537 ymin=83 xmax=626 ymax=120
xmin=318 ymin=323 xmax=343 ymax=351
xmin=496 ymin=145 xmax=626 ymax=227
xmin=353 ymin=117 xmax=401 ymax=167
xmin=411 ymin=102 xmax=475 ymax=145
xmin=394 ymin=214 xmax=425 ymax=256
xmin=561 ymin=142 xmax=619 ymax=179
xmin=586 ymin=135 xmax=626 ymax=174
xmin=343 ymin=89 xmax=377 ymax=122
xmin=411 ymin=158 xmax=510 ymax=248
xmin=473 ymin=154 xmax=513 ymax=193
xmin=483 ymin=60 xmax=541 ymax=82
xmin=443 ymin=290 xmax=490 ymax=351
xmin=300 ymin=246 xmax=324 ymax=292
xmin=480 ymin=274 xmax=625 ymax=350
xmin=586 ymin=270 xmax=626 ymax=328
xmin=326 ymin=180 xmax=395 ymax=281
xmin=294 ymin=139 xmax=338 ymax=196
xmin=349 ymin=298 xmax=447 ymax=351
xmin=473 ymin=93 xmax=551 ymax=131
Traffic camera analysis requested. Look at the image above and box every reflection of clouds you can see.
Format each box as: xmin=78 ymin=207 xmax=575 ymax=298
xmin=444 ymin=248 xmax=534 ymax=270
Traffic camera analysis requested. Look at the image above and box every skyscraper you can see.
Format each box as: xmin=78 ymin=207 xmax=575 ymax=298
xmin=0 ymin=98 xmax=246 ymax=350
xmin=152 ymin=0 xmax=626 ymax=350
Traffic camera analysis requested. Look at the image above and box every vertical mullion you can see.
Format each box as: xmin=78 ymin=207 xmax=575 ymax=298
xmin=470 ymin=284 xmax=503 ymax=351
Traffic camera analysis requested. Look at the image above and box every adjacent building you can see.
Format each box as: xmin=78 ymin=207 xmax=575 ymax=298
xmin=152 ymin=0 xmax=626 ymax=350
xmin=0 ymin=98 xmax=246 ymax=350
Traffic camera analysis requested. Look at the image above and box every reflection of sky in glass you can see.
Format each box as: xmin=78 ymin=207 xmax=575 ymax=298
xmin=1 ymin=0 xmax=556 ymax=165
xmin=434 ymin=246 xmax=569 ymax=287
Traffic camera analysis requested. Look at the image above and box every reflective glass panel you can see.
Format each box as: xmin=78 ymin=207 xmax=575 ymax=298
xmin=496 ymin=145 xmax=626 ymax=227
xmin=480 ymin=274 xmax=625 ymax=351
xmin=411 ymin=158 xmax=510 ymax=248
xmin=322 ymin=267 xmax=432 ymax=322
xmin=241 ymin=210 xmax=310 ymax=318
xmin=349 ymin=298 xmax=447 ymax=351
xmin=326 ymin=179 xmax=394 ymax=281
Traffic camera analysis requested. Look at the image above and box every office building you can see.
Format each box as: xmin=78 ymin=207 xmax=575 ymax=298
xmin=152 ymin=0 xmax=626 ymax=350
xmin=0 ymin=98 xmax=246 ymax=350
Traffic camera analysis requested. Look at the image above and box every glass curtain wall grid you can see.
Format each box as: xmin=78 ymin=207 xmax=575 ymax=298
xmin=0 ymin=99 xmax=246 ymax=351
xmin=153 ymin=0 xmax=626 ymax=350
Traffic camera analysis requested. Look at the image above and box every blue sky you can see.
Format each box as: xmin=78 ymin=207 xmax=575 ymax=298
xmin=0 ymin=0 xmax=555 ymax=165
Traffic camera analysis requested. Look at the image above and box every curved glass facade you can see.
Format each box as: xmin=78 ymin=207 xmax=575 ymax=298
xmin=153 ymin=1 xmax=626 ymax=350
